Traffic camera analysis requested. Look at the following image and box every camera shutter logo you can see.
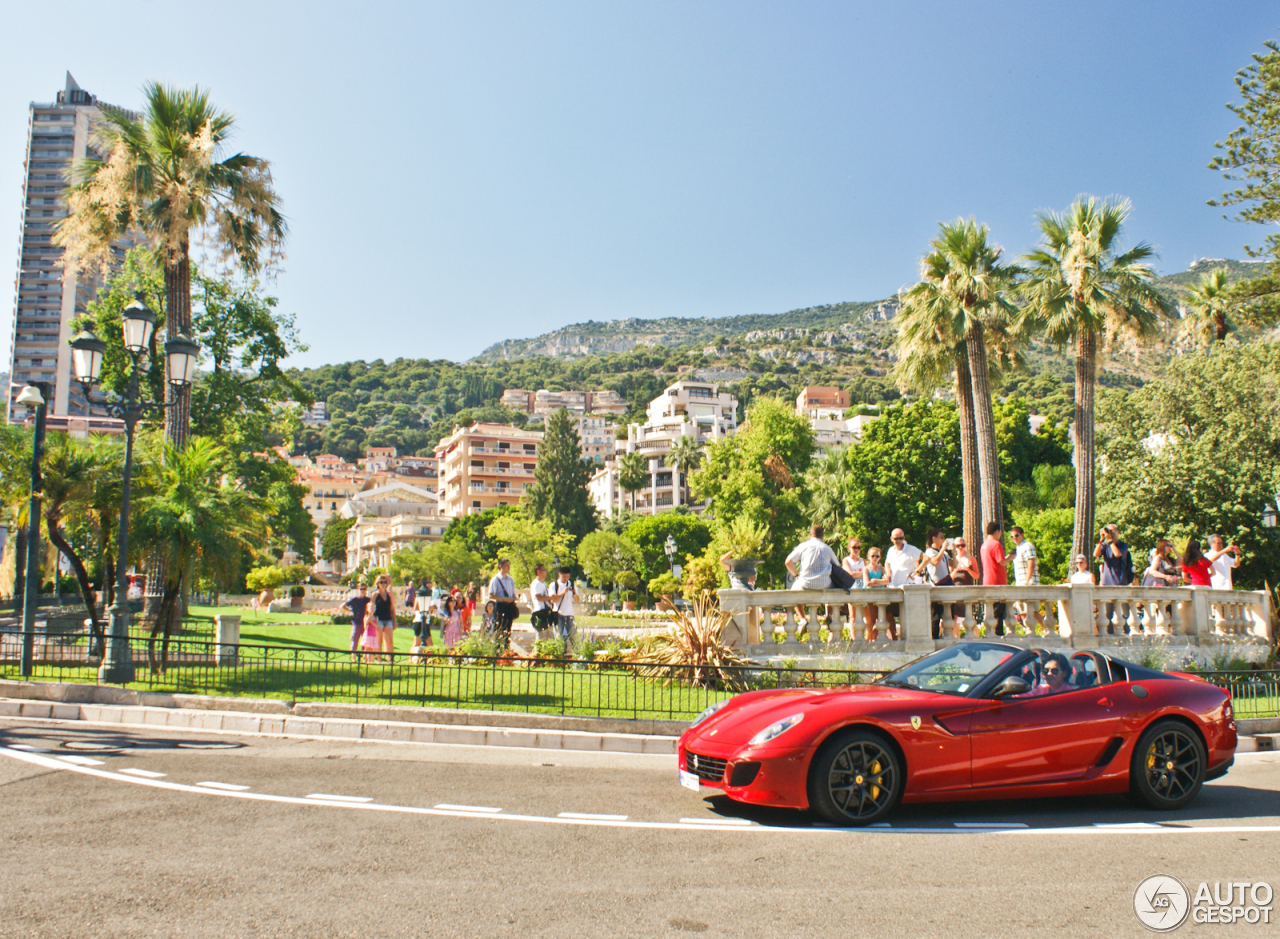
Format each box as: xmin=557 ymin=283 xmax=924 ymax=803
xmin=1134 ymin=874 xmax=1190 ymax=931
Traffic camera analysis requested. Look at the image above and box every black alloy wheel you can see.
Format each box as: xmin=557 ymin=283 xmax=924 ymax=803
xmin=1129 ymin=719 xmax=1206 ymax=810
xmin=808 ymin=729 xmax=903 ymax=826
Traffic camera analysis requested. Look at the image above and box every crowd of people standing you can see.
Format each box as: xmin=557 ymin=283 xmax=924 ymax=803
xmin=782 ymin=520 xmax=1246 ymax=642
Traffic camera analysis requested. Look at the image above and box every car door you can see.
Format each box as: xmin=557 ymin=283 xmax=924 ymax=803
xmin=969 ymin=684 xmax=1121 ymax=788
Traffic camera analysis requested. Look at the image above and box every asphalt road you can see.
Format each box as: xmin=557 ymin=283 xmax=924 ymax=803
xmin=0 ymin=718 xmax=1278 ymax=939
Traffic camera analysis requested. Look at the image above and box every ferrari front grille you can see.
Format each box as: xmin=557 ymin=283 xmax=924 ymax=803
xmin=686 ymin=750 xmax=728 ymax=783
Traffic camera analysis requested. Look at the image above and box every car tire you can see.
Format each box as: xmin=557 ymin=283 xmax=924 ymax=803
xmin=807 ymin=727 xmax=903 ymax=826
xmin=1129 ymin=719 xmax=1206 ymax=810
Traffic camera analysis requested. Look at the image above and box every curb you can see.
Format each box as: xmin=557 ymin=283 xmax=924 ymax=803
xmin=0 ymin=678 xmax=684 ymax=754
xmin=1236 ymin=734 xmax=1278 ymax=753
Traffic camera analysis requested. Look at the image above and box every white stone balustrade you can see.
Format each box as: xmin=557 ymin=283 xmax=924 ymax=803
xmin=718 ymin=584 xmax=1272 ymax=658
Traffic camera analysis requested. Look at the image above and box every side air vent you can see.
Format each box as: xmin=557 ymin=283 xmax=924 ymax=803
xmin=1095 ymin=736 xmax=1125 ymax=767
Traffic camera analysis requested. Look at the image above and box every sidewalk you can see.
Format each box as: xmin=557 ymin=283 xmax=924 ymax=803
xmin=0 ymin=679 xmax=682 ymax=755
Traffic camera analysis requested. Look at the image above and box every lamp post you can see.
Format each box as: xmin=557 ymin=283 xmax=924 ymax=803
xmin=664 ymin=534 xmax=677 ymax=572
xmin=70 ymin=294 xmax=200 ymax=684
xmin=15 ymin=382 xmax=49 ymax=677
xmin=1264 ymin=504 xmax=1278 ymax=541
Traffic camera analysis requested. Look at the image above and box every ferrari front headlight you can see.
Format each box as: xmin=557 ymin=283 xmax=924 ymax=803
xmin=748 ymin=712 xmax=805 ymax=746
xmin=692 ymin=699 xmax=730 ymax=727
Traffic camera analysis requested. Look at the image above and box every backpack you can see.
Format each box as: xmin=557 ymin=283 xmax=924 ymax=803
xmin=829 ymin=560 xmax=856 ymax=591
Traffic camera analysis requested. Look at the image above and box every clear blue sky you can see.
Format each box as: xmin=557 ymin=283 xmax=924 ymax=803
xmin=1 ymin=2 xmax=1276 ymax=368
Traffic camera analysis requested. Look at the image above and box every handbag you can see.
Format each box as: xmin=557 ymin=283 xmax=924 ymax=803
xmin=829 ymin=560 xmax=856 ymax=591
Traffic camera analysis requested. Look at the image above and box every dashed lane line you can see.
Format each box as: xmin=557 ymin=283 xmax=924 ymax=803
xmin=58 ymin=755 xmax=104 ymax=766
xmin=119 ymin=768 xmax=166 ymax=779
xmin=9 ymin=744 xmax=52 ymax=752
xmin=434 ymin=803 xmax=502 ymax=813
xmin=3 ymin=747 xmax=1279 ymax=837
xmin=558 ymin=812 xmax=629 ymax=821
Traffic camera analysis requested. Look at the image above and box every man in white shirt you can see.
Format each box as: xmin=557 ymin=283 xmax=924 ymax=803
xmin=1206 ymin=534 xmax=1240 ymax=590
xmin=529 ymin=564 xmax=552 ymax=639
xmin=785 ymin=524 xmax=838 ymax=590
xmin=885 ymin=529 xmax=921 ymax=586
xmin=883 ymin=528 xmax=922 ymax=639
xmin=549 ymin=566 xmax=577 ymax=649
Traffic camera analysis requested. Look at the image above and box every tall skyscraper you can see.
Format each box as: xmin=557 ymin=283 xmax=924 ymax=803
xmin=6 ymin=73 xmax=136 ymax=429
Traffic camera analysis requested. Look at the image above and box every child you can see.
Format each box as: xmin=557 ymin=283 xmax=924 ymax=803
xmin=482 ymin=599 xmax=497 ymax=636
xmin=442 ymin=595 xmax=464 ymax=649
xmin=360 ymin=606 xmax=382 ymax=663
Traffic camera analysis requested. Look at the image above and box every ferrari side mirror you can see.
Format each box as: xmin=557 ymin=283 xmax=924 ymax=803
xmin=991 ymin=676 xmax=1031 ymax=699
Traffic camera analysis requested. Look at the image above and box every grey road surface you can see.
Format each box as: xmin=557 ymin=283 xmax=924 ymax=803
xmin=0 ymin=719 xmax=1277 ymax=939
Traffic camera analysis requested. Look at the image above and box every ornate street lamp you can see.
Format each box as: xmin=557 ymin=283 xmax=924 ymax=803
xmin=71 ymin=293 xmax=200 ymax=683
xmin=14 ymin=382 xmax=48 ymax=677
xmin=1264 ymin=503 xmax=1278 ymax=541
xmin=664 ymin=534 xmax=678 ymax=571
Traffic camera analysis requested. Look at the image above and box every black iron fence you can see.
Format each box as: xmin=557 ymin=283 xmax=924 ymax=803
xmin=0 ymin=630 xmax=884 ymax=721
xmin=0 ymin=629 xmax=1276 ymax=721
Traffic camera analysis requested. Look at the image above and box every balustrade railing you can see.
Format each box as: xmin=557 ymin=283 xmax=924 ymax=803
xmin=719 ymin=584 xmax=1272 ymax=655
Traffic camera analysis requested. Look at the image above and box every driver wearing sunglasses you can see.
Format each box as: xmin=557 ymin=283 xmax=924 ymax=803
xmin=1016 ymin=651 xmax=1074 ymax=697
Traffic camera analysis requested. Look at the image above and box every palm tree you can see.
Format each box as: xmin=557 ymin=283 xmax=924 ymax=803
xmin=55 ymin=83 xmax=286 ymax=445
xmin=133 ymin=438 xmax=269 ymax=670
xmin=618 ymin=451 xmax=649 ymax=513
xmin=893 ymin=312 xmax=983 ymax=556
xmin=39 ymin=433 xmax=115 ymax=655
xmin=1020 ymin=196 xmax=1173 ymax=560
xmin=667 ymin=434 xmax=703 ymax=507
xmin=805 ymin=446 xmax=853 ymax=538
xmin=898 ymin=218 xmax=1021 ymax=534
xmin=1183 ymin=267 xmax=1235 ymax=344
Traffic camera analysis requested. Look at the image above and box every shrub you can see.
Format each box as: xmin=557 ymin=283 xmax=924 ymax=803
xmin=626 ymin=595 xmax=757 ymax=688
xmin=245 ymin=565 xmax=286 ymax=593
xmin=647 ymin=572 xmax=682 ymax=600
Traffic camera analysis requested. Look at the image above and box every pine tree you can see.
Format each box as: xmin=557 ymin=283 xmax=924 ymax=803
xmin=524 ymin=409 xmax=599 ymax=542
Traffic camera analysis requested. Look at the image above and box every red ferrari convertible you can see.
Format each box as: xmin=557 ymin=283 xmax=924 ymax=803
xmin=678 ymin=642 xmax=1236 ymax=825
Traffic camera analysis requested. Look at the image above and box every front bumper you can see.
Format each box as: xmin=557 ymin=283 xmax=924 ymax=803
xmin=678 ymin=740 xmax=813 ymax=810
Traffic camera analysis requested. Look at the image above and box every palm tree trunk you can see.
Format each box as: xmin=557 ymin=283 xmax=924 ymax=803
xmin=965 ymin=322 xmax=1004 ymax=534
xmin=1072 ymin=327 xmax=1098 ymax=561
xmin=11 ymin=527 xmax=26 ymax=614
xmin=46 ymin=523 xmax=103 ymax=656
xmin=163 ymin=242 xmax=192 ymax=447
xmin=954 ymin=354 xmax=983 ymax=572
xmin=1214 ymin=313 xmax=1227 ymax=342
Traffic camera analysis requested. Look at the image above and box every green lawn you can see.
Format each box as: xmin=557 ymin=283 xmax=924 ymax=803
xmin=3 ymin=653 xmax=732 ymax=720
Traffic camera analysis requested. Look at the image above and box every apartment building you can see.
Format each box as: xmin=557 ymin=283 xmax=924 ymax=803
xmin=7 ymin=74 xmax=138 ymax=425
xmin=342 ymin=482 xmax=450 ymax=572
xmin=576 ymin=415 xmax=615 ymax=463
xmin=500 ymin=388 xmax=627 ymax=416
xmin=796 ymin=386 xmax=854 ymax=453
xmin=434 ymin=423 xmax=543 ymax=517
xmin=590 ymin=380 xmax=738 ymax=517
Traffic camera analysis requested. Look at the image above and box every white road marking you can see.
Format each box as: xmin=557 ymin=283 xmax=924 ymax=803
xmin=1092 ymin=822 xmax=1160 ymax=829
xmin=558 ymin=812 xmax=628 ymax=821
xmin=955 ymin=822 xmax=1030 ymax=829
xmin=680 ymin=817 xmax=753 ymax=826
xmin=3 ymin=747 xmax=1278 ymax=837
xmin=197 ymin=781 xmax=251 ymax=791
xmin=435 ymin=803 xmax=502 ymax=813
xmin=9 ymin=744 xmax=52 ymax=752
xmin=58 ymin=755 xmax=104 ymax=766
xmin=307 ymin=793 xmax=373 ymax=803
xmin=119 ymin=768 xmax=166 ymax=779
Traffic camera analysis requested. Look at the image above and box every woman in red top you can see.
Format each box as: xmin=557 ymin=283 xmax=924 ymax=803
xmin=1181 ymin=538 xmax=1214 ymax=586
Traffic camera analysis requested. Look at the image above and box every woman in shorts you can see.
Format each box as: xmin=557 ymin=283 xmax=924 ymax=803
xmin=371 ymin=574 xmax=397 ymax=657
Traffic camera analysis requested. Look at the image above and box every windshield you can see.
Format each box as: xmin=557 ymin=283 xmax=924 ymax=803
xmin=877 ymin=643 xmax=1018 ymax=696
